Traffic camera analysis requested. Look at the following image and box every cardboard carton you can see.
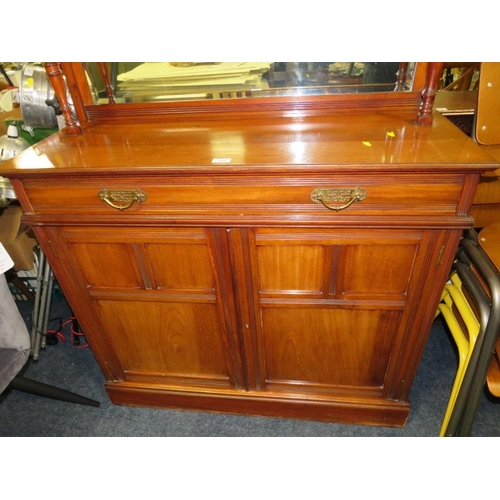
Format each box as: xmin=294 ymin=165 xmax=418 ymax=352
xmin=0 ymin=204 xmax=37 ymax=270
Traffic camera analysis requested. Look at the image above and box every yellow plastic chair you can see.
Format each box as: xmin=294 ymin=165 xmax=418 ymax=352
xmin=436 ymin=277 xmax=481 ymax=436
xmin=440 ymin=230 xmax=500 ymax=436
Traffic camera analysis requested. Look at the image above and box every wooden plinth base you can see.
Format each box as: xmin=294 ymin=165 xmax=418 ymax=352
xmin=106 ymin=383 xmax=409 ymax=428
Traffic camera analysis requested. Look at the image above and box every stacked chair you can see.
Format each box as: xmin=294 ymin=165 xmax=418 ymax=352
xmin=478 ymin=223 xmax=500 ymax=402
xmin=436 ymin=228 xmax=500 ymax=436
xmin=435 ymin=62 xmax=500 ymax=436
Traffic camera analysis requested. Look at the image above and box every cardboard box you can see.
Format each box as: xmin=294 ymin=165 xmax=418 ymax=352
xmin=0 ymin=204 xmax=37 ymax=270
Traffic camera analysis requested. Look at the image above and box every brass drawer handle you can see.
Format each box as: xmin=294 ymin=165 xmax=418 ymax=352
xmin=311 ymin=187 xmax=367 ymax=212
xmin=98 ymin=188 xmax=147 ymax=211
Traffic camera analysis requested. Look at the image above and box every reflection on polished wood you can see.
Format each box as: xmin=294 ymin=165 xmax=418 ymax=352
xmin=96 ymin=62 xmax=116 ymax=104
xmin=12 ymin=111 xmax=493 ymax=173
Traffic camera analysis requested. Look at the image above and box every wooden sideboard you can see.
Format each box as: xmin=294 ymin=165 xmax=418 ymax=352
xmin=0 ymin=62 xmax=497 ymax=427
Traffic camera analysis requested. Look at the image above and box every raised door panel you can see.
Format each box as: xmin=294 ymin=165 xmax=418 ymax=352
xmin=249 ymin=228 xmax=427 ymax=396
xmin=337 ymin=244 xmax=417 ymax=299
xmin=144 ymin=242 xmax=214 ymax=291
xmin=257 ymin=244 xmax=325 ymax=294
xmin=262 ymin=307 xmax=400 ymax=388
xmin=48 ymin=227 xmax=243 ymax=390
xmin=96 ymin=300 xmax=231 ymax=386
xmin=68 ymin=242 xmax=144 ymax=289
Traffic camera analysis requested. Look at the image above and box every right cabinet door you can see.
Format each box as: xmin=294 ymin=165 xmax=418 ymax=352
xmin=240 ymin=227 xmax=445 ymax=401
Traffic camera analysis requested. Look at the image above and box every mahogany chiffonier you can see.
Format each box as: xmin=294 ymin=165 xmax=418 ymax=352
xmin=1 ymin=62 xmax=497 ymax=426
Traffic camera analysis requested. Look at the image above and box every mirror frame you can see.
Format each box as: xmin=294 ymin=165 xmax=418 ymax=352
xmin=48 ymin=62 xmax=440 ymax=131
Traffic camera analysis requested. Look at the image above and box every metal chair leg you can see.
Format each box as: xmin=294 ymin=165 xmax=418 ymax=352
xmin=455 ymin=239 xmax=500 ymax=436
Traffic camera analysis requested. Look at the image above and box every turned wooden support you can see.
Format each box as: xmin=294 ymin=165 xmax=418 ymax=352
xmin=395 ymin=62 xmax=409 ymax=91
xmin=44 ymin=62 xmax=82 ymax=135
xmin=417 ymin=62 xmax=444 ymax=126
xmin=96 ymin=62 xmax=117 ymax=104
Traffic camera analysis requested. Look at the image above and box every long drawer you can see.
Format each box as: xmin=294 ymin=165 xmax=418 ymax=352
xmin=19 ymin=172 xmax=468 ymax=223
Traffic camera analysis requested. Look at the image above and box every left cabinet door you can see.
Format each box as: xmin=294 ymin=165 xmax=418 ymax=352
xmin=43 ymin=226 xmax=245 ymax=391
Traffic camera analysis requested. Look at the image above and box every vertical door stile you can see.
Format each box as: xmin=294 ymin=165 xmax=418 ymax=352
xmin=391 ymin=229 xmax=464 ymax=401
xmin=226 ymin=228 xmax=262 ymax=391
xmin=206 ymin=228 xmax=246 ymax=391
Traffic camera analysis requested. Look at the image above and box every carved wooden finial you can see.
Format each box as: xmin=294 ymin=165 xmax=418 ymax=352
xmin=417 ymin=62 xmax=444 ymax=126
xmin=44 ymin=62 xmax=82 ymax=135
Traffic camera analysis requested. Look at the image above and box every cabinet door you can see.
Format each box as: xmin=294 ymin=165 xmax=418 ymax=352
xmin=46 ymin=227 xmax=244 ymax=390
xmin=239 ymin=228 xmax=438 ymax=399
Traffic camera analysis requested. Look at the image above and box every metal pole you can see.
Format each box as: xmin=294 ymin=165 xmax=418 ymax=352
xmin=30 ymin=250 xmax=45 ymax=356
xmin=32 ymin=253 xmax=51 ymax=361
xmin=40 ymin=269 xmax=54 ymax=350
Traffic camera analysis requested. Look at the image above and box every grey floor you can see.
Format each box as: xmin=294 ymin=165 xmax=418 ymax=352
xmin=1 ymin=296 xmax=500 ymax=437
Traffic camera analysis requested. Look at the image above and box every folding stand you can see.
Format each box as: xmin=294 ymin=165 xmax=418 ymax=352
xmin=30 ymin=248 xmax=55 ymax=360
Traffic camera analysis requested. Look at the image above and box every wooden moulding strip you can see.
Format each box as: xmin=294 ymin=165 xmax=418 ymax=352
xmin=105 ymin=383 xmax=410 ymax=427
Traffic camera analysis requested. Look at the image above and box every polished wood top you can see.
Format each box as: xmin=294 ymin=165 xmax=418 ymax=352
xmin=0 ymin=110 xmax=497 ymax=179
xmin=479 ymin=222 xmax=500 ymax=271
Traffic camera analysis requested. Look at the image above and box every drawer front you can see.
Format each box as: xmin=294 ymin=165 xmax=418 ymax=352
xmin=21 ymin=172 xmax=466 ymax=222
